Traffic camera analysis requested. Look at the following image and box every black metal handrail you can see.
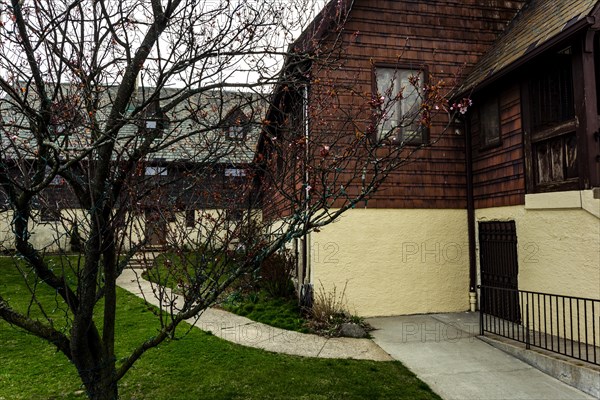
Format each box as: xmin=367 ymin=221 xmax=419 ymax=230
xmin=479 ymin=285 xmax=599 ymax=366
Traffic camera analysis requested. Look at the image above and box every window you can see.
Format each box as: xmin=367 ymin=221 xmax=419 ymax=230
xmin=227 ymin=125 xmax=246 ymax=140
xmin=533 ymin=133 xmax=578 ymax=184
xmin=145 ymin=166 xmax=168 ymax=176
xmin=185 ymin=209 xmax=195 ymax=228
xmin=530 ymin=56 xmax=574 ymax=131
xmin=225 ymin=168 xmax=246 ymax=178
xmin=224 ymin=108 xmax=249 ymax=141
xmin=39 ymin=206 xmax=60 ymax=222
xmin=374 ymin=66 xmax=424 ymax=144
xmin=140 ymin=100 xmax=168 ymax=137
xmin=226 ymin=209 xmax=243 ymax=221
xmin=525 ymin=51 xmax=578 ymax=192
xmin=479 ymin=96 xmax=500 ymax=148
xmin=46 ymin=166 xmax=64 ymax=185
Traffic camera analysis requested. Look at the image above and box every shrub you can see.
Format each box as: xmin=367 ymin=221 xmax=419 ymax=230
xmin=258 ymin=250 xmax=296 ymax=298
xmin=70 ymin=221 xmax=83 ymax=253
xmin=307 ymin=281 xmax=371 ymax=337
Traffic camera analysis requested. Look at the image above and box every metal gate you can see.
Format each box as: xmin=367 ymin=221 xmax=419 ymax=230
xmin=479 ymin=221 xmax=520 ymax=322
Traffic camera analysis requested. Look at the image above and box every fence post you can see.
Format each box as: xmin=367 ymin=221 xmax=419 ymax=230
xmin=479 ymin=285 xmax=484 ymax=336
xmin=525 ymin=298 xmax=530 ymax=350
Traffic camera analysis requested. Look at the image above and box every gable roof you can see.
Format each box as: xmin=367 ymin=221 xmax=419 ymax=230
xmin=459 ymin=0 xmax=600 ymax=95
xmin=1 ymin=87 xmax=262 ymax=165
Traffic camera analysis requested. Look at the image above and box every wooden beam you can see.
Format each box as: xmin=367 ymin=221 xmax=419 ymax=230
xmin=573 ymin=30 xmax=600 ymax=188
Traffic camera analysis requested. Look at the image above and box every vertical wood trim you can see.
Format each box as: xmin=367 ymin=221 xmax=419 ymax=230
xmin=582 ymin=30 xmax=600 ymax=187
xmin=520 ymin=81 xmax=535 ymax=193
xmin=572 ymin=35 xmax=593 ymax=188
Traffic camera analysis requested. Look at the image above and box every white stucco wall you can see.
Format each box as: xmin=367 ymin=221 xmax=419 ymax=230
xmin=310 ymin=208 xmax=470 ymax=317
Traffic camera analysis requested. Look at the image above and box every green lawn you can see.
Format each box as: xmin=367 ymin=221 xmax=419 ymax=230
xmin=222 ymin=290 xmax=310 ymax=333
xmin=0 ymin=257 xmax=440 ymax=399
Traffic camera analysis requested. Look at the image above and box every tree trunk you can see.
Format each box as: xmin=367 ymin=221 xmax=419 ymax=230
xmin=81 ymin=364 xmax=118 ymax=400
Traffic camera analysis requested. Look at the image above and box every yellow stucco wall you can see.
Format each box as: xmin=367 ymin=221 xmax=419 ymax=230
xmin=0 ymin=209 xmax=263 ymax=252
xmin=475 ymin=200 xmax=600 ymax=300
xmin=310 ymin=208 xmax=470 ymax=317
xmin=476 ymin=194 xmax=600 ymax=345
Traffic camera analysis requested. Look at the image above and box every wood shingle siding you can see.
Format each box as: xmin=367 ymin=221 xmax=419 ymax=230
xmin=306 ymin=0 xmax=525 ymax=209
xmin=471 ymin=84 xmax=525 ymax=208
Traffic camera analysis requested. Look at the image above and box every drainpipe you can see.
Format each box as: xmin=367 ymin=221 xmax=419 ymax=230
xmin=465 ymin=118 xmax=477 ymax=312
xmin=303 ymin=84 xmax=311 ymax=284
xmin=301 ymin=83 xmax=312 ymax=299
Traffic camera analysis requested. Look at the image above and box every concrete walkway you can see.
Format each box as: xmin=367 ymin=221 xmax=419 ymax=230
xmin=116 ymin=268 xmax=391 ymax=361
xmin=116 ymin=268 xmax=596 ymax=398
xmin=367 ymin=313 xmax=596 ymax=400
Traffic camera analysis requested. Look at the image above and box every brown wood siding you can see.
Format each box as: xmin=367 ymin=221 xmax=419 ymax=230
xmin=306 ymin=0 xmax=524 ymax=209
xmin=471 ymin=83 xmax=526 ymax=208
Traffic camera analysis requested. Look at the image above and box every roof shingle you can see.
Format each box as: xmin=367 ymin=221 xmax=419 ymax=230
xmin=460 ymin=0 xmax=599 ymax=94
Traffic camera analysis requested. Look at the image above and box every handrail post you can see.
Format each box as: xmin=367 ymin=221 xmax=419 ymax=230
xmin=479 ymin=285 xmax=484 ymax=336
xmin=525 ymin=298 xmax=530 ymax=350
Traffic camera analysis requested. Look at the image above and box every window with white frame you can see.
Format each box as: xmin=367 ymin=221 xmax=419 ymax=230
xmin=145 ymin=166 xmax=168 ymax=176
xmin=224 ymin=108 xmax=249 ymax=141
xmin=374 ymin=67 xmax=424 ymax=144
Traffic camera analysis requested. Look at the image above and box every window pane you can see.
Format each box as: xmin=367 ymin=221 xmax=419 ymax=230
xmin=398 ymin=70 xmax=421 ymax=142
xmin=186 ymin=209 xmax=195 ymax=228
xmin=530 ymin=55 xmax=574 ymax=131
xmin=534 ymin=132 xmax=577 ymax=185
xmin=480 ymin=97 xmax=500 ymax=146
xmin=535 ymin=141 xmax=551 ymax=184
xmin=375 ymin=67 xmax=422 ymax=143
xmin=564 ymin=133 xmax=578 ymax=179
xmin=550 ymin=138 xmax=564 ymax=182
xmin=376 ymin=68 xmax=399 ymax=139
xmin=145 ymin=166 xmax=167 ymax=176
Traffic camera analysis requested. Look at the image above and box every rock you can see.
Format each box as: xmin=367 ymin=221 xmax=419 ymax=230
xmin=339 ymin=322 xmax=367 ymax=338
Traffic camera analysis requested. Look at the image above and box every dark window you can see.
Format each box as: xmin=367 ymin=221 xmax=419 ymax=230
xmin=530 ymin=54 xmax=574 ymax=131
xmin=226 ymin=209 xmax=243 ymax=221
xmin=46 ymin=166 xmax=64 ymax=185
xmin=166 ymin=210 xmax=177 ymax=223
xmin=373 ymin=66 xmax=425 ymax=144
xmin=185 ymin=209 xmax=195 ymax=228
xmin=40 ymin=206 xmax=60 ymax=222
xmin=479 ymin=96 xmax=500 ymax=148
xmin=526 ymin=50 xmax=578 ymax=192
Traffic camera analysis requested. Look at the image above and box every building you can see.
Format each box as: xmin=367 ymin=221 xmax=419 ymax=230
xmin=259 ymin=0 xmax=600 ymax=333
xmin=0 ymin=87 xmax=262 ymax=252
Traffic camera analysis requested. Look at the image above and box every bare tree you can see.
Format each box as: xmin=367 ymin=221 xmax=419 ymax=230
xmin=0 ymin=0 xmax=467 ymax=398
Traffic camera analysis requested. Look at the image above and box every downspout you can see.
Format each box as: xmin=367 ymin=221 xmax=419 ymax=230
xmin=299 ymin=83 xmax=313 ymax=308
xmin=465 ymin=118 xmax=478 ymax=312
xmin=303 ymin=83 xmax=311 ymax=285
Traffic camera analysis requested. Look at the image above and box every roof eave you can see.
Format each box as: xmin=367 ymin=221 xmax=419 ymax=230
xmin=458 ymin=16 xmax=595 ymax=98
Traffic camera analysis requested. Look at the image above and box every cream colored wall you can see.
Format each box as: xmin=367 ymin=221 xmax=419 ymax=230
xmin=0 ymin=209 xmax=89 ymax=252
xmin=310 ymin=208 xmax=470 ymax=317
xmin=476 ymin=193 xmax=600 ymax=345
xmin=0 ymin=211 xmax=15 ymax=250
xmin=476 ymin=192 xmax=600 ymax=300
xmin=0 ymin=208 xmax=265 ymax=253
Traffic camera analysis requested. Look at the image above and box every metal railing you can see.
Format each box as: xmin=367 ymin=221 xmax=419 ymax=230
xmin=479 ymin=285 xmax=600 ymax=365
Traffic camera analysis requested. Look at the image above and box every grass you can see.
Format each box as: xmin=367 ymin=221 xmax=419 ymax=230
xmin=143 ymin=251 xmax=311 ymax=333
xmin=221 ymin=291 xmax=310 ymax=333
xmin=142 ymin=251 xmax=239 ymax=292
xmin=0 ymin=256 xmax=441 ymax=399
